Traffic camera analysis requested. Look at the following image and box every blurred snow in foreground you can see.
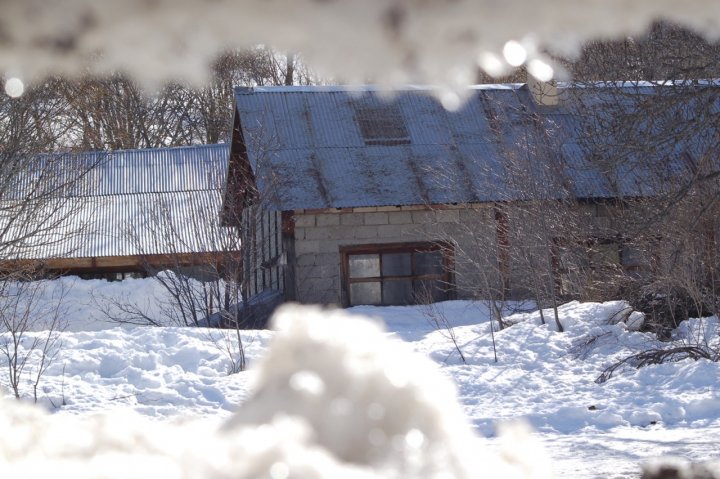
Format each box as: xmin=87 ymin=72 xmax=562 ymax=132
xmin=0 ymin=304 xmax=548 ymax=479
xmin=3 ymin=1 xmax=720 ymax=89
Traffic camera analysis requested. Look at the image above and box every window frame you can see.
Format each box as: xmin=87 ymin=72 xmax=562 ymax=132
xmin=353 ymin=102 xmax=411 ymax=146
xmin=552 ymin=236 xmax=641 ymax=296
xmin=340 ymin=241 xmax=454 ymax=307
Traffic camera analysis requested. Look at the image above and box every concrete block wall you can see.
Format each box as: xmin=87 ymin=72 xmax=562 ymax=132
xmin=289 ymin=201 xmax=642 ymax=306
xmin=291 ymin=206 xmax=497 ymax=305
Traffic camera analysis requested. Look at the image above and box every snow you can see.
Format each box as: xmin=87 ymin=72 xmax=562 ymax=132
xmin=1 ymin=276 xmax=720 ymax=477
xmin=5 ymin=1 xmax=720 ymax=91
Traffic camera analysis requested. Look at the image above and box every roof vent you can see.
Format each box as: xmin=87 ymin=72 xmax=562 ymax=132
xmin=354 ymin=102 xmax=411 ymax=146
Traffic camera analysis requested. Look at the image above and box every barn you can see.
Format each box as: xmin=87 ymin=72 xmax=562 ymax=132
xmin=0 ymin=144 xmax=238 ymax=281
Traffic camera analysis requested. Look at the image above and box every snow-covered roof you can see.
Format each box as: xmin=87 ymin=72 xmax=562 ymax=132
xmin=1 ymin=144 xmax=237 ymax=261
xmin=232 ymin=84 xmax=716 ymax=210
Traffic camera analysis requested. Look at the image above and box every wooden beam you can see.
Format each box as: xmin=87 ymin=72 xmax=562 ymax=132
xmin=0 ymin=251 xmax=241 ymax=274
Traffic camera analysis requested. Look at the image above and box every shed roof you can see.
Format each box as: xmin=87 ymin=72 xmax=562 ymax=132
xmin=232 ymin=84 xmax=717 ymax=210
xmin=1 ymin=144 xmax=236 ymax=262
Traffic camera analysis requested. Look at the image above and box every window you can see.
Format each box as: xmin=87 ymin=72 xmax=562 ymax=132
xmin=354 ymin=102 xmax=411 ymax=146
xmin=552 ymin=237 xmax=642 ymax=296
xmin=341 ymin=242 xmax=452 ymax=306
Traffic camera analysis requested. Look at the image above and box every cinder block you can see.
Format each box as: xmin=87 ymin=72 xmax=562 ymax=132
xmin=294 ymin=215 xmax=316 ymax=228
xmin=295 ymin=240 xmax=320 ymax=255
xmin=435 ymin=209 xmax=460 ymax=223
xmin=388 ymin=211 xmax=413 ymax=225
xmin=297 ymin=276 xmax=336 ymax=294
xmin=321 ymin=265 xmax=340 ymax=278
xmin=340 ymin=213 xmax=364 ymax=226
xmin=353 ymin=225 xmax=379 ymax=239
xmin=298 ymin=264 xmax=339 ymax=279
xmin=296 ymin=254 xmax=317 ymax=266
xmin=316 ymin=213 xmax=341 ymax=226
xmin=377 ymin=224 xmax=407 ymax=239
xmin=318 ymin=239 xmax=342 ymax=252
xmin=304 ymin=227 xmax=332 ymax=240
xmin=327 ymin=226 xmax=354 ymax=241
xmin=459 ymin=208 xmax=489 ymax=223
xmin=313 ymin=253 xmax=339 ymax=267
xmin=411 ymin=210 xmax=434 ymax=224
xmin=364 ymin=212 xmax=389 ymax=225
xmin=328 ymin=225 xmax=354 ymax=241
xmin=298 ymin=285 xmax=341 ymax=305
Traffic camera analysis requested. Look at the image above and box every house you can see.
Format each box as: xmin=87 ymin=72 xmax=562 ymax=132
xmin=224 ymin=83 xmax=718 ymax=308
xmin=0 ymin=144 xmax=238 ymax=280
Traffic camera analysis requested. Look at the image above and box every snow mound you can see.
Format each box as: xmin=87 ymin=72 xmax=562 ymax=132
xmin=0 ymin=304 xmax=547 ymax=479
xmin=227 ymin=304 xmax=483 ymax=477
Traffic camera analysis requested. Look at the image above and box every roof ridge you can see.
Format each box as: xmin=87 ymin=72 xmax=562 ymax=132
xmin=235 ymin=81 xmax=720 ymax=96
xmin=37 ymin=143 xmax=229 ymax=158
xmin=235 ymin=84 xmax=526 ymax=94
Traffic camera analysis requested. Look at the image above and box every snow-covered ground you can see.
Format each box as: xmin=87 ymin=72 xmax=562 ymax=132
xmin=1 ymin=276 xmax=719 ymax=477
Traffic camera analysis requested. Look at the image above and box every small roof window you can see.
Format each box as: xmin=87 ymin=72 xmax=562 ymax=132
xmin=354 ymin=101 xmax=411 ymax=146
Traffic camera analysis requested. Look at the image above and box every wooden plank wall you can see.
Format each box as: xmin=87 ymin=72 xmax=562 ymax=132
xmin=242 ymin=207 xmax=286 ymax=299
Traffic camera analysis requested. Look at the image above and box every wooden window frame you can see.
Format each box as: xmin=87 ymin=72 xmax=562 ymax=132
xmin=339 ymin=241 xmax=454 ymax=307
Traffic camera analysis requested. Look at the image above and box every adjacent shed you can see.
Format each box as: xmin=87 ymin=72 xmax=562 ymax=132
xmin=1 ymin=144 xmax=238 ymax=280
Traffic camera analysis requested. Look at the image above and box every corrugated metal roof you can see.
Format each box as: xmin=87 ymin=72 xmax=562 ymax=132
xmin=1 ymin=144 xmax=237 ymax=261
xmin=45 ymin=144 xmax=228 ymax=196
xmin=234 ymin=85 xmax=716 ymax=210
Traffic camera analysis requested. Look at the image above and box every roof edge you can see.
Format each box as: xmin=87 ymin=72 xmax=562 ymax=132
xmin=234 ymin=80 xmax=720 ymax=96
xmin=234 ymin=83 xmax=526 ymax=95
xmin=37 ymin=142 xmax=229 ymax=159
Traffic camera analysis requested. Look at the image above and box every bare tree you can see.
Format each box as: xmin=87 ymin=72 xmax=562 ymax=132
xmin=564 ymin=21 xmax=720 ymax=331
xmin=87 ymin=193 xmax=252 ymax=372
xmin=426 ymin=91 xmax=591 ymax=332
xmin=51 ymin=47 xmax=317 ymax=151
xmin=0 ymin=269 xmax=68 ymax=401
xmin=570 ymin=22 xmax=720 ymax=82
xmin=0 ymin=80 xmax=105 ymax=400
xmin=0 ymin=81 xmax=101 ymax=260
xmin=180 ymin=48 xmax=316 ymax=145
xmin=421 ymin=299 xmax=467 ymax=364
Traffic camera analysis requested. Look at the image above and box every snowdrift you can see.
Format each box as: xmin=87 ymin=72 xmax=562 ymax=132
xmin=0 ymin=304 xmax=546 ymax=479
xmin=1 ymin=278 xmax=719 ymax=478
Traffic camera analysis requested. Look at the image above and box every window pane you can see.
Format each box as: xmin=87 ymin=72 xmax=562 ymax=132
xmin=350 ymin=282 xmax=381 ymax=305
xmin=381 ymin=253 xmax=411 ymax=277
xmin=413 ymin=279 xmax=449 ymax=303
xmin=382 ymin=280 xmax=413 ymax=305
xmin=349 ymin=254 xmax=380 ymax=278
xmin=415 ymin=250 xmax=444 ymax=275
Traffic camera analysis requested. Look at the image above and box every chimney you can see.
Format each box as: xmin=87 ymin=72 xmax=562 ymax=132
xmin=528 ymin=74 xmax=559 ymax=106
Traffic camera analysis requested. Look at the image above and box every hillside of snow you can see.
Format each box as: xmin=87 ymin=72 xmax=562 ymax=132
xmin=1 ymin=276 xmax=719 ymax=478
